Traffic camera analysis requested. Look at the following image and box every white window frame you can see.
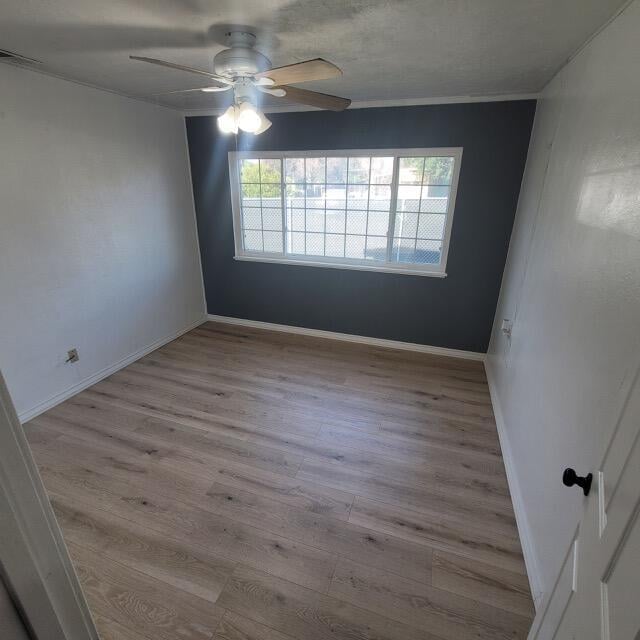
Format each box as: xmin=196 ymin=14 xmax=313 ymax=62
xmin=228 ymin=147 xmax=463 ymax=277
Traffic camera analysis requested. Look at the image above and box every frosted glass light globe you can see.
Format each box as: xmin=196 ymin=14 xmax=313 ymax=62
xmin=217 ymin=106 xmax=238 ymax=134
xmin=237 ymin=102 xmax=262 ymax=133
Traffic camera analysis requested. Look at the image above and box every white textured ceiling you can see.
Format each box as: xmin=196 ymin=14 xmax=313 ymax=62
xmin=0 ymin=0 xmax=627 ymax=111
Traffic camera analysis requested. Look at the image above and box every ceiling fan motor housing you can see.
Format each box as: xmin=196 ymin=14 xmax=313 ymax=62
xmin=214 ymin=31 xmax=271 ymax=78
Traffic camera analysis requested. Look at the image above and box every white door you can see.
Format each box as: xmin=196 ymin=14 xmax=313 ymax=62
xmin=0 ymin=577 xmax=31 ymax=640
xmin=531 ymin=370 xmax=640 ymax=639
xmin=0 ymin=371 xmax=97 ymax=640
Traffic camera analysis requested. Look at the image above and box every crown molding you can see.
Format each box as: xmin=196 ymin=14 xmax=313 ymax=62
xmin=0 ymin=59 xmax=180 ymax=114
xmin=1 ymin=60 xmax=538 ymax=116
xmin=182 ymin=92 xmax=539 ymax=117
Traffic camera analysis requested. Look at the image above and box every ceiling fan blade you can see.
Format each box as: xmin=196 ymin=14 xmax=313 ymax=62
xmin=152 ymin=85 xmax=231 ymax=96
xmin=0 ymin=48 xmax=42 ymax=64
xmin=278 ymin=86 xmax=351 ymax=111
xmin=129 ymin=56 xmax=232 ymax=86
xmin=255 ymin=58 xmax=342 ymax=85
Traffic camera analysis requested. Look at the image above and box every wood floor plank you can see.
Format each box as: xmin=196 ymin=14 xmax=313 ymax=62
xmin=302 ymin=444 xmax=511 ymax=505
xmin=32 ymin=432 xmax=213 ymax=499
xmin=23 ymin=321 xmax=533 ymax=640
xmin=217 ymin=565 xmax=441 ymax=640
xmin=210 ymin=463 xmax=354 ymax=521
xmin=38 ymin=456 xmax=337 ymax=593
xmin=83 ymin=383 xmax=322 ymax=440
xmin=134 ymin=333 xmax=493 ymax=429
xmin=432 ymin=551 xmax=535 ymax=618
xmin=299 ymin=458 xmax=519 ymax=535
xmin=72 ymin=369 xmax=507 ymax=517
xmin=317 ymin=422 xmax=501 ymax=464
xmin=330 ymin=559 xmax=530 ymax=640
xmin=33 ymin=409 xmax=172 ymax=464
xmin=128 ymin=406 xmax=304 ymax=478
xmin=44 ymin=415 xmax=352 ymax=520
xmin=349 ymin=496 xmax=526 ymax=575
xmin=93 ymin=369 xmax=330 ymax=440
xmin=133 ymin=351 xmax=289 ymax=402
xmin=213 ymin=611 xmax=296 ymax=640
xmin=50 ymin=492 xmax=235 ymax=603
xmin=68 ymin=542 xmax=225 ymax=640
xmin=92 ymin=614 xmax=154 ymax=640
xmin=169 ymin=332 xmax=347 ymax=388
xmin=22 ymin=420 xmax=61 ymax=447
xmin=203 ymin=482 xmax=433 ymax=585
xmin=192 ymin=409 xmax=512 ymax=500
xmin=86 ymin=377 xmax=327 ymax=444
xmin=48 ymin=394 xmax=304 ymax=479
xmin=374 ymin=417 xmax=502 ymax=457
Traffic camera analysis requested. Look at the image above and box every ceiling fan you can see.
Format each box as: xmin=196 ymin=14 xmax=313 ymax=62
xmin=130 ymin=31 xmax=351 ymax=135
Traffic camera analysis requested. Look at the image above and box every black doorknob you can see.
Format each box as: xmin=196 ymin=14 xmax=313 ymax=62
xmin=562 ymin=468 xmax=593 ymax=496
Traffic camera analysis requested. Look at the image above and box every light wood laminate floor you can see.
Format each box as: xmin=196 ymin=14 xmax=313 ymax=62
xmin=24 ymin=322 xmax=534 ymax=640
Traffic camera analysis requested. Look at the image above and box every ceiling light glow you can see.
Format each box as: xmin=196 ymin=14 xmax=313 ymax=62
xmin=237 ymin=102 xmax=262 ymax=133
xmin=217 ymin=105 xmax=238 ymax=134
xmin=217 ymin=101 xmax=271 ymax=136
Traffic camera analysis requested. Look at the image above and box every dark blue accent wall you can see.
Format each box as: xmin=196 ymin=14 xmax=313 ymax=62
xmin=186 ymin=101 xmax=535 ymax=352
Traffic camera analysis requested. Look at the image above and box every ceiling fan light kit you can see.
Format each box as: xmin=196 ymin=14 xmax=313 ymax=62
xmin=130 ymin=30 xmax=351 ymax=135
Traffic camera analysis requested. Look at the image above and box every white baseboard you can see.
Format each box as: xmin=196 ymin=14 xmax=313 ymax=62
xmin=206 ymin=314 xmax=485 ymax=361
xmin=18 ymin=316 xmax=207 ymax=423
xmin=485 ymin=356 xmax=545 ymax=611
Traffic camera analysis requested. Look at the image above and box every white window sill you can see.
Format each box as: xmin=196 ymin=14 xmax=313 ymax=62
xmin=233 ymin=254 xmax=447 ymax=278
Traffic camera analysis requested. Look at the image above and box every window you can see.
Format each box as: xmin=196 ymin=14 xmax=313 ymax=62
xmin=228 ymin=148 xmax=462 ymax=277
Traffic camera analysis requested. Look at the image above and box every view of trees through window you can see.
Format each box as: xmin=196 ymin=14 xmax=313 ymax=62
xmin=399 ymin=156 xmax=453 ymax=185
xmin=240 ymin=160 xmax=281 ymax=197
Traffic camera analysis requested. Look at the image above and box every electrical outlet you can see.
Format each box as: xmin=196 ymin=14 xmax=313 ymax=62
xmin=66 ymin=348 xmax=79 ymax=363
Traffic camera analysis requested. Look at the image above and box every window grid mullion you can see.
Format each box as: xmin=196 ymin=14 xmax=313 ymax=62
xmin=323 ymin=160 xmax=327 ymax=257
xmin=418 ymin=182 xmax=428 ymax=254
xmin=258 ymin=161 xmax=264 ymax=252
xmin=387 ymin=156 xmax=401 ymax=263
xmin=303 ymin=159 xmax=307 ymax=256
xmin=280 ymin=158 xmax=286 ymax=256
xmin=414 ymin=158 xmax=427 ymax=255
xmin=364 ymin=160 xmax=372 ymax=259
xmin=344 ymin=159 xmax=349 ymax=258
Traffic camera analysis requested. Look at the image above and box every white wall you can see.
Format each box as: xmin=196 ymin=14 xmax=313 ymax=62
xmin=0 ymin=64 xmax=205 ymax=420
xmin=487 ymin=0 xmax=640 ymax=609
